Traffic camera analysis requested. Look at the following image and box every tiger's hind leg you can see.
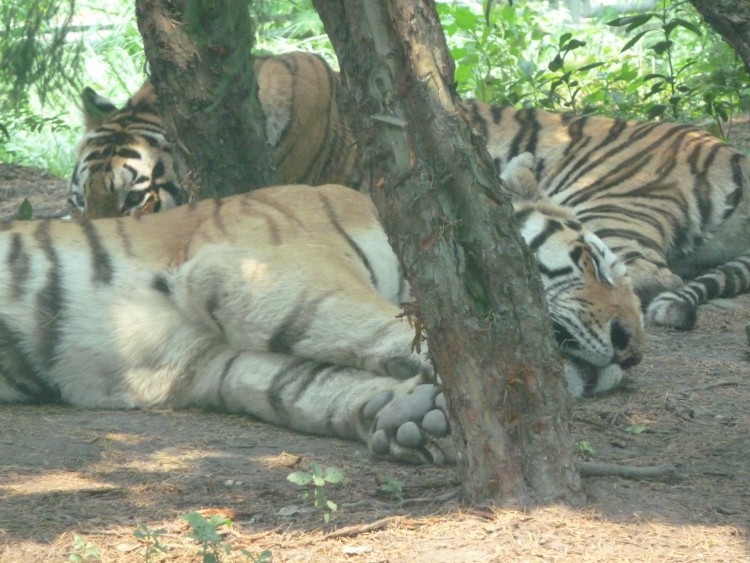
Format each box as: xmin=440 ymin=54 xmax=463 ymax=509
xmin=647 ymin=252 xmax=750 ymax=330
xmin=170 ymin=244 xmax=432 ymax=382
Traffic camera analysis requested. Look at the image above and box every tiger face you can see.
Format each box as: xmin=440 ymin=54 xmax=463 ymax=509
xmin=0 ymin=184 xmax=643 ymax=465
xmin=69 ymin=83 xmax=186 ymax=218
xmin=70 ymin=52 xmax=357 ymax=219
xmin=515 ymin=200 xmax=644 ymax=396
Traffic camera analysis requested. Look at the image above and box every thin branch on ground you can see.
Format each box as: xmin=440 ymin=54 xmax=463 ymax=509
xmin=576 ymin=461 xmax=678 ymax=480
xmin=677 ymin=380 xmax=738 ymax=394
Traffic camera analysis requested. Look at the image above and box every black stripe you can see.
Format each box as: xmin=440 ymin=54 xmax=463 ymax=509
xmin=33 ymin=221 xmax=65 ymax=370
xmin=320 ymin=193 xmax=378 ymax=288
xmin=267 ymin=358 xmax=326 ymax=423
xmin=0 ymin=317 xmax=61 ymax=403
xmin=78 ymin=219 xmax=114 ymax=284
xmin=216 ymin=353 xmax=241 ymax=411
xmin=269 ymin=292 xmax=332 ymax=354
xmin=525 ymin=218 xmax=563 ymax=252
xmin=6 ymin=233 xmax=30 ymax=299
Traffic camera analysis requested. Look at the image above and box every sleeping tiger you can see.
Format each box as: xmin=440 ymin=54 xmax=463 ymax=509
xmin=0 ymin=183 xmax=643 ymax=463
xmin=464 ymin=101 xmax=750 ymax=330
xmin=68 ymin=52 xmax=750 ymax=330
xmin=69 ymin=51 xmax=357 ymax=218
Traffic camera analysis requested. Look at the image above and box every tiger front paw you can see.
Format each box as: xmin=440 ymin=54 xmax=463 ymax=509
xmin=363 ymin=383 xmax=455 ymax=464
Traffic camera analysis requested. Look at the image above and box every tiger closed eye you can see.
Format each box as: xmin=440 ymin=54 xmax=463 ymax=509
xmin=124 ymin=190 xmax=145 ymax=206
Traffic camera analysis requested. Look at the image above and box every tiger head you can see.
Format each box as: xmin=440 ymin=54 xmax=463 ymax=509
xmin=515 ymin=199 xmax=644 ymax=396
xmin=68 ymin=83 xmax=186 ymax=218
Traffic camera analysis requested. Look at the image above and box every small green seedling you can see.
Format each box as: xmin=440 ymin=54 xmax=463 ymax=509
xmin=379 ymin=476 xmax=405 ymax=501
xmin=133 ymin=523 xmax=169 ymax=561
xmin=69 ymin=534 xmax=101 ymax=562
xmin=287 ymin=462 xmax=344 ymax=523
xmin=239 ymin=548 xmax=274 ymax=562
xmin=575 ymin=440 xmax=597 ymax=459
xmin=182 ymin=511 xmax=233 ymax=563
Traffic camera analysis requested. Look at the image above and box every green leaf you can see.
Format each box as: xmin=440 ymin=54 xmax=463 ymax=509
xmin=607 ymin=14 xmax=654 ymax=31
xmin=647 ymin=104 xmax=668 ymax=118
xmin=16 ymin=198 xmax=32 ymax=221
xmin=650 ymin=40 xmax=673 ymax=55
xmin=664 ymin=18 xmax=702 ymax=38
xmin=323 ymin=466 xmax=344 ymax=484
xmin=620 ymin=29 xmax=651 ymax=52
xmin=312 ymin=474 xmax=325 ymax=487
xmin=642 ymin=73 xmax=667 ymax=81
xmin=326 ymin=499 xmax=337 ymax=512
xmin=561 ymin=39 xmax=586 ymax=52
xmin=453 ymin=6 xmax=477 ymax=30
xmin=577 ymin=62 xmax=605 ymax=73
xmin=287 ymin=471 xmax=313 ymax=486
xmin=548 ymin=54 xmax=563 ymax=72
xmin=558 ymin=32 xmax=572 ymax=47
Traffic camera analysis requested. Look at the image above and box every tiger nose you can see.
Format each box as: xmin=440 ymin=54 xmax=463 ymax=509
xmin=610 ymin=320 xmax=643 ymax=368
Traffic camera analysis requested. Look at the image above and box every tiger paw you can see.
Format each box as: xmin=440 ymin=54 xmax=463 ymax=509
xmin=363 ymin=384 xmax=455 ymax=464
xmin=646 ymin=291 xmax=697 ymax=330
xmin=564 ymin=361 xmax=625 ymax=397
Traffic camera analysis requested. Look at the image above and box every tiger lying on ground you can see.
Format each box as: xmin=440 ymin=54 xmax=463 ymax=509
xmin=464 ymin=101 xmax=750 ymax=330
xmin=69 ymin=51 xmax=357 ymax=218
xmin=0 ymin=184 xmax=643 ymax=463
xmin=69 ymin=51 xmax=748 ymax=330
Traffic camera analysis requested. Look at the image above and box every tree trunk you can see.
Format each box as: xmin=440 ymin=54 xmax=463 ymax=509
xmin=690 ymin=0 xmax=750 ymax=77
xmin=312 ymin=0 xmax=583 ymax=505
xmin=135 ymin=0 xmax=276 ymax=201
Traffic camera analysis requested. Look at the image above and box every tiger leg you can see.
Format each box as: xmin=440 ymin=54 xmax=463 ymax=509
xmin=646 ymin=252 xmax=750 ymax=330
xmin=170 ymin=244 xmax=432 ymax=381
xmin=181 ymin=345 xmax=454 ymax=464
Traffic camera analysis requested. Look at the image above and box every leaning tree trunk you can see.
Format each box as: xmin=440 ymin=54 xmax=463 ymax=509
xmin=312 ymin=0 xmax=583 ymax=505
xmin=689 ymin=0 xmax=750 ymax=77
xmin=135 ymin=0 xmax=276 ymax=201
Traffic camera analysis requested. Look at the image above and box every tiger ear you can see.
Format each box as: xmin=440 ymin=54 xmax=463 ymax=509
xmin=81 ymin=86 xmax=118 ymax=130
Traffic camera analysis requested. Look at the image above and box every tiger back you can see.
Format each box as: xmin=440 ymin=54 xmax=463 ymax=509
xmin=69 ymin=52 xmax=358 ymax=218
xmin=1 ymin=183 xmax=643 ymax=464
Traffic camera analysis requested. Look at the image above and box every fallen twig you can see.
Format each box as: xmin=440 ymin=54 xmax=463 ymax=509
xmin=317 ymin=516 xmax=398 ymax=541
xmin=677 ymin=380 xmax=738 ymax=394
xmin=576 ymin=461 xmax=677 ymax=480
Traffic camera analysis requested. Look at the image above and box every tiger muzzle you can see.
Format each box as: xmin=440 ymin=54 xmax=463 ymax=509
xmin=611 ymin=320 xmax=644 ymax=368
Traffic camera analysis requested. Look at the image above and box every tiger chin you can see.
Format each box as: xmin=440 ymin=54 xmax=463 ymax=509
xmin=0 ymin=184 xmax=643 ymax=464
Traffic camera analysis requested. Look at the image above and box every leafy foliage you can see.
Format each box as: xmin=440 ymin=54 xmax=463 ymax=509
xmin=0 ymin=0 xmax=83 ymax=111
xmin=1 ymin=0 xmax=749 ymax=175
xmin=440 ymin=0 xmax=750 ymax=127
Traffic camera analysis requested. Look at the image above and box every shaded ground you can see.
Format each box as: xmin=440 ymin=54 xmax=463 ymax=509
xmin=0 ymin=163 xmax=748 ymax=562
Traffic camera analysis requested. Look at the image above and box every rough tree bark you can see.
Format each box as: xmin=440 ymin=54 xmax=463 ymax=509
xmin=689 ymin=0 xmax=750 ymax=77
xmin=312 ymin=0 xmax=583 ymax=505
xmin=135 ymin=0 xmax=276 ymax=201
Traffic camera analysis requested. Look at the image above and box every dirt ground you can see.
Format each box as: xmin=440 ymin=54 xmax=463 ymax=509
xmin=0 ymin=163 xmax=748 ymax=562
